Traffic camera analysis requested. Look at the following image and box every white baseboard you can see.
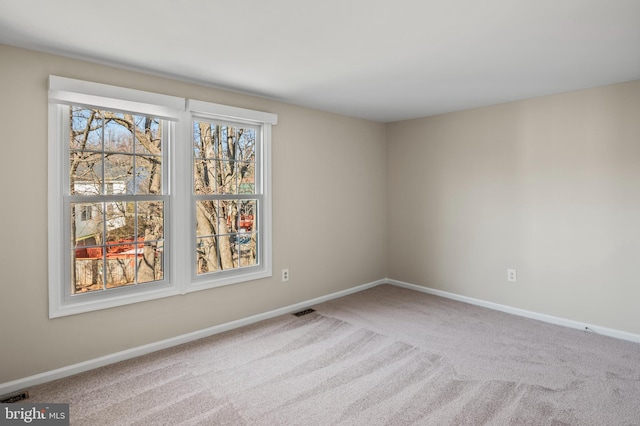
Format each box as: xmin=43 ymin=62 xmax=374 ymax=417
xmin=386 ymin=278 xmax=640 ymax=344
xmin=0 ymin=279 xmax=384 ymax=396
xmin=4 ymin=277 xmax=637 ymax=396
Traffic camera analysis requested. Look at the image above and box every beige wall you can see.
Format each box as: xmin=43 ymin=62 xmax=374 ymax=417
xmin=0 ymin=44 xmax=387 ymax=383
xmin=387 ymin=80 xmax=640 ymax=335
xmin=2 ymin=41 xmax=639 ymax=385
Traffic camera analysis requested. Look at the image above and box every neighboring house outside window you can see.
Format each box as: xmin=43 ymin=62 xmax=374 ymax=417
xmin=80 ymin=205 xmax=92 ymax=222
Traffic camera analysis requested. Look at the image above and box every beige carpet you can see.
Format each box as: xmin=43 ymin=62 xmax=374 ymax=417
xmin=26 ymin=285 xmax=640 ymax=425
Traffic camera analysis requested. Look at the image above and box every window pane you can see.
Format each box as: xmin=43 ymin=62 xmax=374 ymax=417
xmin=217 ymin=220 xmax=239 ymax=270
xmin=224 ymin=234 xmax=240 ymax=269
xmin=218 ymin=160 xmax=237 ymax=194
xmin=104 ymin=113 xmax=133 ymax=153
xmin=105 ymin=249 xmax=136 ymax=288
xmin=220 ymin=200 xmax=238 ymax=233
xmin=218 ymin=126 xmax=233 ymax=161
xmin=136 ymin=155 xmax=163 ymax=194
xmin=72 ymin=250 xmax=103 ymax=294
xmin=70 ymin=107 xmax=102 ymax=151
xmin=239 ymin=200 xmax=257 ymax=232
xmin=72 ymin=202 xmax=104 ymax=295
xmin=193 ymin=159 xmax=216 ymax=194
xmin=138 ymin=242 xmax=164 ymax=283
xmin=70 ymin=151 xmax=102 ymax=195
xmin=238 ymin=233 xmax=257 ymax=267
xmin=137 ymin=200 xmax=164 ymax=241
xmin=197 ymin=236 xmax=219 ymax=273
xmin=193 ymin=121 xmax=216 ymax=160
xmin=237 ymin=128 xmax=255 ymax=162
xmin=195 ymin=200 xmax=217 ymax=238
xmin=104 ymin=153 xmax=134 ymax=194
xmin=72 ymin=202 xmax=104 ymax=247
xmin=135 ymin=115 xmax=162 ymax=155
xmin=238 ymin=162 xmax=255 ymax=194
xmin=104 ymin=201 xmax=133 ymax=244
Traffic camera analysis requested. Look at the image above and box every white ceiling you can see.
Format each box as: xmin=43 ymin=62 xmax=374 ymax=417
xmin=1 ymin=0 xmax=639 ymax=122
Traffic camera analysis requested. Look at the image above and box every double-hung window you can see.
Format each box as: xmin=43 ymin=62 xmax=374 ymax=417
xmin=188 ymin=100 xmax=276 ymax=289
xmin=48 ymin=77 xmax=276 ymax=318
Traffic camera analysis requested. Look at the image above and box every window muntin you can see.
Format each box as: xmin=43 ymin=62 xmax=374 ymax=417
xmin=67 ymin=107 xmax=167 ymax=294
xmin=192 ymin=119 xmax=261 ymax=275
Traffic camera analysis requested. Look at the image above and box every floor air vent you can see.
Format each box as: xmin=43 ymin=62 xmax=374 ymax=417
xmin=1 ymin=391 xmax=29 ymax=403
xmin=292 ymin=308 xmax=316 ymax=317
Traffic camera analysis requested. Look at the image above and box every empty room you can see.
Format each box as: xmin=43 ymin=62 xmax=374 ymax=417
xmin=1 ymin=0 xmax=639 ymax=424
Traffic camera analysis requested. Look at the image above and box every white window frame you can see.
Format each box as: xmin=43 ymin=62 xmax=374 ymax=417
xmin=48 ymin=76 xmax=276 ymax=318
xmin=186 ymin=100 xmax=276 ymax=291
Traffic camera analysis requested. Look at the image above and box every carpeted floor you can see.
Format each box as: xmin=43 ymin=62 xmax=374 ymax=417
xmin=26 ymin=285 xmax=640 ymax=425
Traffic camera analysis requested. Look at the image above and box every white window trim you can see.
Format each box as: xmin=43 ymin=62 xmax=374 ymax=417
xmin=49 ymin=75 xmax=184 ymax=121
xmin=48 ymin=76 xmax=277 ymax=318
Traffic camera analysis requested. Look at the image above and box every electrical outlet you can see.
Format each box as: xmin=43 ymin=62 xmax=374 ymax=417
xmin=282 ymin=268 xmax=289 ymax=282
xmin=507 ymin=268 xmax=517 ymax=283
